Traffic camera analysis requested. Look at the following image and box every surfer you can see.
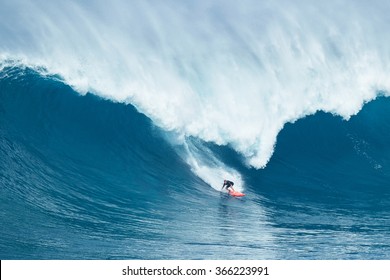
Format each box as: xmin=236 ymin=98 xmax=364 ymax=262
xmin=222 ymin=180 xmax=235 ymax=193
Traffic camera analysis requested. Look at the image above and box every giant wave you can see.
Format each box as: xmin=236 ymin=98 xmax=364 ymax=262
xmin=1 ymin=64 xmax=390 ymax=259
xmin=2 ymin=0 xmax=390 ymax=170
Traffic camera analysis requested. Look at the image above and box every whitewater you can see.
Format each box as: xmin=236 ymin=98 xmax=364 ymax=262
xmin=1 ymin=0 xmax=390 ymax=259
xmin=2 ymin=0 xmax=390 ymax=171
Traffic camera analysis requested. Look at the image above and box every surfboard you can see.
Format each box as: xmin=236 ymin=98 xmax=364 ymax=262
xmin=228 ymin=190 xmax=245 ymax=197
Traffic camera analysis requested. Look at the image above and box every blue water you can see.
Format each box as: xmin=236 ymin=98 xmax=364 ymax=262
xmin=1 ymin=66 xmax=389 ymax=259
xmin=2 ymin=0 xmax=390 ymax=260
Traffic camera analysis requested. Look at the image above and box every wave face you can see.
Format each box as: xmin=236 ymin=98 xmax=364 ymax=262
xmin=1 ymin=0 xmax=390 ymax=259
xmin=1 ymin=67 xmax=390 ymax=259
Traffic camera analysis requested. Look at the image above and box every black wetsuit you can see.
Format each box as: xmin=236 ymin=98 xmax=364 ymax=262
xmin=222 ymin=180 xmax=234 ymax=190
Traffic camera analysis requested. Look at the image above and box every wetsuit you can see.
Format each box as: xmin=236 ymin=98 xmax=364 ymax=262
xmin=222 ymin=180 xmax=234 ymax=190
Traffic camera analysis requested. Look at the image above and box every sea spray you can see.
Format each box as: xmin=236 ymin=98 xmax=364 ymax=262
xmin=1 ymin=0 xmax=390 ymax=169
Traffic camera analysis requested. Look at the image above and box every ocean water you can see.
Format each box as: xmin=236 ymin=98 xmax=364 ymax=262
xmin=1 ymin=0 xmax=390 ymax=259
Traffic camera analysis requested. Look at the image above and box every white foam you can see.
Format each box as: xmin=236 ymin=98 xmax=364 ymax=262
xmin=1 ymin=0 xmax=390 ymax=169
xmin=178 ymin=138 xmax=245 ymax=192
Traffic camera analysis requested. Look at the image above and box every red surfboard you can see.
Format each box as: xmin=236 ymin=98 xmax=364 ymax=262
xmin=228 ymin=190 xmax=245 ymax=197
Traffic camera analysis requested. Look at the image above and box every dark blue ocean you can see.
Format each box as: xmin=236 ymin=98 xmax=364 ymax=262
xmin=1 ymin=66 xmax=389 ymax=259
